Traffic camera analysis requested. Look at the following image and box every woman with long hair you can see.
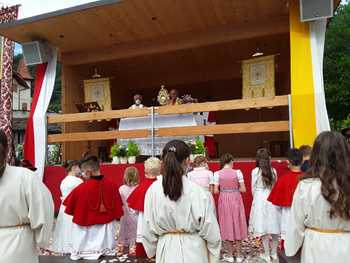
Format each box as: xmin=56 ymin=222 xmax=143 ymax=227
xmin=249 ymin=148 xmax=281 ymax=263
xmin=142 ymin=140 xmax=221 ymax=263
xmin=285 ymin=131 xmax=350 ymax=263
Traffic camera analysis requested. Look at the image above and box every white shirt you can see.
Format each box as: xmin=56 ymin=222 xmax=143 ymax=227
xmin=187 ymin=167 xmax=214 ymax=190
xmin=212 ymin=169 xmax=244 ymax=185
xmin=129 ymin=104 xmax=144 ymax=109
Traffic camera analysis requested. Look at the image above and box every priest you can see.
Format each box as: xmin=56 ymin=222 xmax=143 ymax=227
xmin=129 ymin=94 xmax=144 ymax=109
xmin=0 ymin=130 xmax=54 ymax=263
xmin=168 ymin=89 xmax=182 ymax=105
xmin=64 ymin=155 xmax=123 ymax=260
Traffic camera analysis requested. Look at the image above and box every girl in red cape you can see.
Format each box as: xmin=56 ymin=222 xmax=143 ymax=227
xmin=268 ymin=148 xmax=303 ymax=251
xmin=127 ymin=157 xmax=161 ymax=258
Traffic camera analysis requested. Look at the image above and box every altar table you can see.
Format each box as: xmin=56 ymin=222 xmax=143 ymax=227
xmin=119 ymin=113 xmax=204 ymax=155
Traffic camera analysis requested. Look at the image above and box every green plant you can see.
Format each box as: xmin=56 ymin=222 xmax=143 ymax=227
xmin=15 ymin=144 xmax=23 ymax=160
xmin=116 ymin=146 xmax=127 ymax=157
xmin=110 ymin=144 xmax=120 ymax=157
xmin=188 ymin=138 xmax=205 ymax=154
xmin=127 ymin=141 xmax=140 ymax=156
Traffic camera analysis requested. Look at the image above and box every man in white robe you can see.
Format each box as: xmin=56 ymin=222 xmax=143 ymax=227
xmin=142 ymin=176 xmax=221 ymax=263
xmin=0 ymin=165 xmax=54 ymax=263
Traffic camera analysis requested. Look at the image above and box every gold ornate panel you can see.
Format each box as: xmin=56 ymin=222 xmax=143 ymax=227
xmin=242 ymin=55 xmax=275 ymax=99
xmin=83 ymin=77 xmax=111 ymax=111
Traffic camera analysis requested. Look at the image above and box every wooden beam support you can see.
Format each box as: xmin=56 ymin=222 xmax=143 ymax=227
xmin=48 ymin=95 xmax=289 ymax=124
xmin=47 ymin=121 xmax=289 ymax=143
xmin=48 ymin=108 xmax=150 ymax=124
xmin=48 ymin=129 xmax=150 ymax=143
xmin=156 ymin=95 xmax=289 ymax=116
xmin=62 ymin=18 xmax=288 ymax=65
xmin=156 ymin=121 xmax=289 ymax=137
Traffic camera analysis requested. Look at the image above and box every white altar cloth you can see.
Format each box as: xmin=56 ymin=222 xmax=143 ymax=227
xmin=119 ymin=114 xmax=204 ymax=155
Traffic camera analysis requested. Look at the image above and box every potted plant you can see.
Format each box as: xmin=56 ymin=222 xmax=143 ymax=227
xmin=117 ymin=146 xmax=128 ymax=164
xmin=110 ymin=144 xmax=120 ymax=164
xmin=126 ymin=141 xmax=140 ymax=164
xmin=189 ymin=138 xmax=205 ymax=161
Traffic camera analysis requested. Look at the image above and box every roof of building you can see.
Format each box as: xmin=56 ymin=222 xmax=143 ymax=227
xmin=13 ymin=70 xmax=31 ymax=89
xmin=16 ymin=57 xmax=33 ymax=80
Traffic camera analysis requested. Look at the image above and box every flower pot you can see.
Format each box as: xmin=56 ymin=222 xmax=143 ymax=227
xmin=120 ymin=157 xmax=128 ymax=164
xmin=112 ymin=156 xmax=120 ymax=164
xmin=128 ymin=156 xmax=136 ymax=164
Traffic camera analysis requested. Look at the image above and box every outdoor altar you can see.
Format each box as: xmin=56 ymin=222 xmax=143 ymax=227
xmin=119 ymin=113 xmax=204 ymax=155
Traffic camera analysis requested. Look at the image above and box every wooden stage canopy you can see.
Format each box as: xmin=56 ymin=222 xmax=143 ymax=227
xmin=0 ymin=0 xmax=341 ymax=159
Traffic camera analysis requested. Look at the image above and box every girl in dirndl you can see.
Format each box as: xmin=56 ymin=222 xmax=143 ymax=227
xmin=249 ymin=149 xmax=281 ymax=263
xmin=118 ymin=167 xmax=139 ymax=254
xmin=213 ymin=153 xmax=247 ymax=263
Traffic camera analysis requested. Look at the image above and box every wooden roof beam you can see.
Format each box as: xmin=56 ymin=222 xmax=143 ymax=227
xmin=62 ymin=17 xmax=289 ymax=65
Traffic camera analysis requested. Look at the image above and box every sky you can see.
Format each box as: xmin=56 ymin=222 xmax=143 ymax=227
xmin=7 ymin=0 xmax=349 ymax=55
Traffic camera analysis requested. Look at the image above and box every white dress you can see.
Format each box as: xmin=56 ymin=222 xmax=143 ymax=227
xmin=51 ymin=175 xmax=83 ymax=253
xmin=285 ymin=178 xmax=350 ymax=263
xmin=0 ymin=165 xmax=54 ymax=263
xmin=249 ymin=168 xmax=281 ymax=236
xmin=142 ymin=176 xmax=221 ymax=263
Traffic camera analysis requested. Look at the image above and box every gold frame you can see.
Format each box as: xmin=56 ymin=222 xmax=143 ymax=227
xmin=83 ymin=77 xmax=111 ymax=111
xmin=242 ymin=55 xmax=275 ymax=99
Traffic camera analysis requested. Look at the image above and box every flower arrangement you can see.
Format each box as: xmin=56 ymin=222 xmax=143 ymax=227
xmin=127 ymin=141 xmax=140 ymax=157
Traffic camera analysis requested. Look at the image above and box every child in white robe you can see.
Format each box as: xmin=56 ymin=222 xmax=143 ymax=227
xmin=286 ymin=132 xmax=350 ymax=263
xmin=0 ymin=130 xmax=54 ymax=263
xmin=51 ymin=161 xmax=83 ymax=254
xmin=142 ymin=140 xmax=221 ymax=263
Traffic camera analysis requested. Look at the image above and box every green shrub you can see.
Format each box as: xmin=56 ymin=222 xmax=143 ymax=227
xmin=127 ymin=141 xmax=140 ymax=156
xmin=117 ymin=146 xmax=127 ymax=157
xmin=110 ymin=144 xmax=120 ymax=157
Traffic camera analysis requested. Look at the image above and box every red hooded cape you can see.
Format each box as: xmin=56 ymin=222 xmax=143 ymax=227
xmin=268 ymin=170 xmax=303 ymax=207
xmin=127 ymin=177 xmax=157 ymax=212
xmin=64 ymin=176 xmax=123 ymax=226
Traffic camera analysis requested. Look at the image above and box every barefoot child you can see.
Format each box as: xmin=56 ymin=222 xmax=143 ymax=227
xmin=118 ymin=167 xmax=140 ymax=254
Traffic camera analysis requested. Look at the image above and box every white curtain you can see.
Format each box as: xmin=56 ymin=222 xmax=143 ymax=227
xmin=309 ymin=19 xmax=331 ymax=133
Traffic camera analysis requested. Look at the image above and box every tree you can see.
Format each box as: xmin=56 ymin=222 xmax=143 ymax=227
xmin=324 ymin=3 xmax=350 ymax=130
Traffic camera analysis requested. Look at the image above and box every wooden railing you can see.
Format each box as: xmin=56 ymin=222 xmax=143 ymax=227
xmin=47 ymin=95 xmax=290 ymax=143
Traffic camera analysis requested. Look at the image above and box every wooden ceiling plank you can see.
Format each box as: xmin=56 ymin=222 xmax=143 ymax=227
xmin=62 ymin=17 xmax=289 ymax=65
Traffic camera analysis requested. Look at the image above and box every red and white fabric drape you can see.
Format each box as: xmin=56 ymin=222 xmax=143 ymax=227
xmin=0 ymin=6 xmax=19 ymax=162
xmin=24 ymin=48 xmax=57 ymax=179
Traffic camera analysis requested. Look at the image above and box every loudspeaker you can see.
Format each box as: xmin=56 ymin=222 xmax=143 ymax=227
xmin=300 ymin=0 xmax=333 ymax=22
xmin=22 ymin=41 xmax=50 ymax=65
